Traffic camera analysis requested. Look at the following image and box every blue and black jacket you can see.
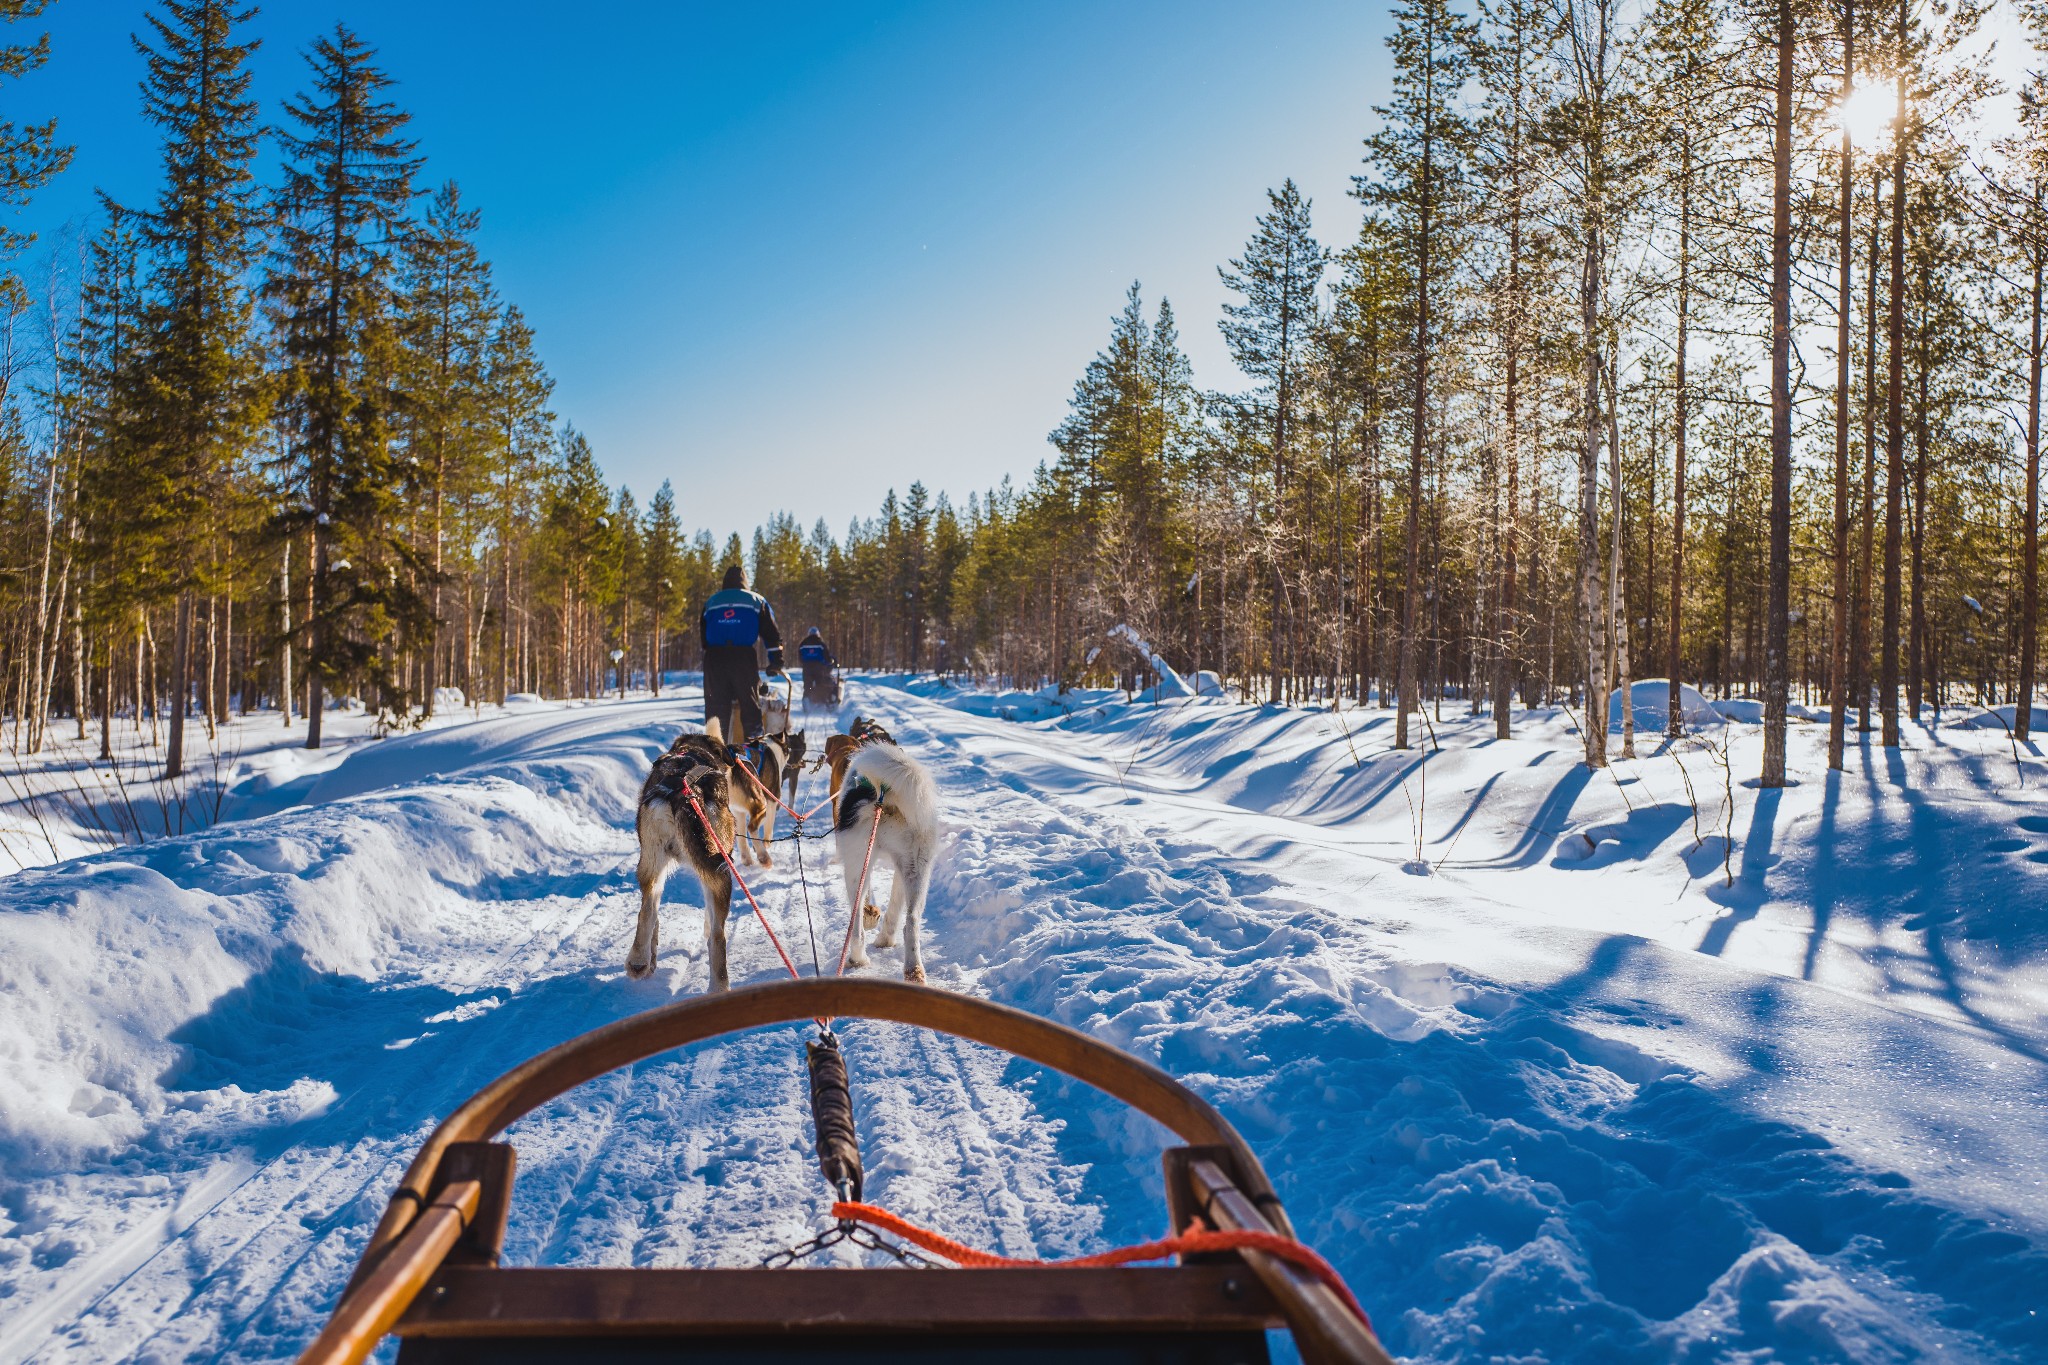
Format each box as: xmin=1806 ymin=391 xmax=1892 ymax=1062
xmin=701 ymin=586 xmax=784 ymax=671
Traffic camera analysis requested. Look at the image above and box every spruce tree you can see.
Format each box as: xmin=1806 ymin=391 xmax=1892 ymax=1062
xmin=129 ymin=0 xmax=267 ymax=780
xmin=268 ymin=24 xmax=424 ymax=746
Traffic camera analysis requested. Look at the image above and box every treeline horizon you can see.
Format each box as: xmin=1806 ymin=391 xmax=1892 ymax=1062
xmin=4 ymin=0 xmax=2046 ymax=787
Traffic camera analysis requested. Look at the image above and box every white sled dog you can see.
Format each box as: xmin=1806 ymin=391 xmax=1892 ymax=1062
xmin=629 ymin=729 xmax=738 ymax=990
xmin=835 ymin=741 xmax=940 ymax=983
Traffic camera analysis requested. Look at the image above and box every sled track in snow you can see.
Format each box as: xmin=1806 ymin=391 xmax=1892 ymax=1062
xmin=12 ymin=865 xmax=634 ymax=1364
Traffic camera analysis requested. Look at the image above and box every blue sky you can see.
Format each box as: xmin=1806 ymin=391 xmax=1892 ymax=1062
xmin=18 ymin=1 xmax=1395 ymax=534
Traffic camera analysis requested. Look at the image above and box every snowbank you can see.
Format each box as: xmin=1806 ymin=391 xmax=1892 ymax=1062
xmin=1107 ymin=624 xmax=1193 ymax=699
xmin=6 ymin=679 xmax=2046 ymax=1363
xmin=1608 ymin=678 xmax=1719 ymax=731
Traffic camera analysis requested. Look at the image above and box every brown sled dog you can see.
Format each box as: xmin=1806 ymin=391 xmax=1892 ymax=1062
xmin=629 ymin=731 xmax=737 ymax=990
xmin=824 ymin=716 xmax=895 ymax=822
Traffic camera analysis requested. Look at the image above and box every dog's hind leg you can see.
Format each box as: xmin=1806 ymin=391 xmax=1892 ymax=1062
xmin=756 ymin=804 xmax=776 ymax=867
xmin=627 ymin=845 xmax=668 ymax=980
xmin=702 ymin=867 xmax=733 ymax=993
xmin=874 ymin=868 xmax=906 ymax=948
xmin=898 ymin=857 xmax=932 ymax=984
xmin=839 ymin=842 xmax=871 ymax=968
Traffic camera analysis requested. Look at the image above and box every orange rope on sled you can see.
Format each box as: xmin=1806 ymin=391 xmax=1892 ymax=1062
xmin=828 ymin=1200 xmax=1374 ymax=1334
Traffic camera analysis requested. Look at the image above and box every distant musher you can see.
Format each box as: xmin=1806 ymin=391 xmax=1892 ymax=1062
xmin=700 ymin=564 xmax=783 ymax=741
xmin=797 ymin=626 xmax=839 ymax=706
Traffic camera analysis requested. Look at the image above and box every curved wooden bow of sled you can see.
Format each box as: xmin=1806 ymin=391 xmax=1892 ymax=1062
xmin=299 ymin=978 xmax=1392 ymax=1365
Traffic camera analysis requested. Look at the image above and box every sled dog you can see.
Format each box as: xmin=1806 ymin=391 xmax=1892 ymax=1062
xmin=836 ymin=740 xmax=939 ymax=983
xmin=782 ymin=727 xmax=808 ymax=805
xmin=719 ymin=705 xmax=783 ymax=866
xmin=759 ymin=680 xmax=792 ymax=740
xmin=825 ymin=717 xmax=896 ymax=821
xmin=629 ymin=730 xmax=738 ymax=989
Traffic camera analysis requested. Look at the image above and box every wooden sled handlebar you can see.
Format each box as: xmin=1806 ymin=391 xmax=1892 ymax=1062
xmin=301 ymin=978 xmax=1391 ymax=1365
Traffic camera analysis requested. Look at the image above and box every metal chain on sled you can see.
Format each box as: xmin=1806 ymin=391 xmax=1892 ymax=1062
xmin=758 ymin=1031 xmax=945 ymax=1268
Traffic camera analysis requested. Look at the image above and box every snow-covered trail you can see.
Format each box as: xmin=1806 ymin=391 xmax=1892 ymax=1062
xmin=2 ymin=681 xmax=2044 ymax=1363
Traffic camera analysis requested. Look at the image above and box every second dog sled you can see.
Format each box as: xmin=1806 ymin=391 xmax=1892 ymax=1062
xmin=295 ymin=978 xmax=1390 ymax=1365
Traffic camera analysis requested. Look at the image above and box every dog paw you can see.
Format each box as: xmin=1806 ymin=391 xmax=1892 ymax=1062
xmin=626 ymin=955 xmax=654 ymax=980
xmin=862 ymin=904 xmax=881 ymax=929
xmin=873 ymin=933 xmax=897 ymax=948
xmin=904 ymin=963 xmax=926 ymax=984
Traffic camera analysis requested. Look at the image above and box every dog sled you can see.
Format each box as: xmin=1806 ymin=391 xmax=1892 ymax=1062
xmin=802 ymin=666 xmax=841 ymax=708
xmin=296 ymin=978 xmax=1391 ymax=1365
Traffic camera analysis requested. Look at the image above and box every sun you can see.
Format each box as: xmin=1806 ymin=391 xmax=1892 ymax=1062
xmin=1831 ymin=79 xmax=1898 ymax=150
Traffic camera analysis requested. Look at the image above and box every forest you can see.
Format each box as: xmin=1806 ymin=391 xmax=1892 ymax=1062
xmin=3 ymin=0 xmax=2045 ymax=789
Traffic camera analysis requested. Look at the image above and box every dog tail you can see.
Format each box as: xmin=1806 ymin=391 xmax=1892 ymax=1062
xmin=843 ymin=742 xmax=936 ymax=819
xmin=729 ymin=703 xmax=746 ymax=745
xmin=705 ymin=716 xmax=724 ymax=745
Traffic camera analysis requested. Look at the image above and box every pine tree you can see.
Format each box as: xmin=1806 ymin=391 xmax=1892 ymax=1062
xmin=129 ymin=0 xmax=267 ymax=780
xmin=641 ymin=480 xmax=682 ymax=694
xmin=268 ymin=24 xmax=424 ymax=746
xmin=482 ymin=307 xmax=553 ymax=702
xmin=1759 ymin=0 xmax=1797 ymax=788
xmin=0 ymin=1 xmax=71 ymax=293
xmin=1364 ymin=0 xmax=1478 ymax=746
xmin=1475 ymin=0 xmax=1554 ymax=740
xmin=1219 ymin=180 xmax=1326 ymax=705
xmin=398 ymin=180 xmax=495 ymax=717
xmin=2000 ymin=17 xmax=2048 ymax=739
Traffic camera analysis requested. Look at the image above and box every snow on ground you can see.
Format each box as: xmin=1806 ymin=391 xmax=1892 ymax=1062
xmin=1 ymin=676 xmax=2045 ymax=1363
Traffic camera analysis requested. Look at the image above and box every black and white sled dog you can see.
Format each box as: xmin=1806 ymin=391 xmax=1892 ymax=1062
xmin=835 ymin=740 xmax=940 ymax=984
xmin=629 ymin=731 xmax=737 ymax=989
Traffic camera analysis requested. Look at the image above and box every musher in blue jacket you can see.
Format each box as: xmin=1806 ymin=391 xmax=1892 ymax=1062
xmin=797 ymin=626 xmax=837 ymax=705
xmin=700 ymin=564 xmax=783 ymax=741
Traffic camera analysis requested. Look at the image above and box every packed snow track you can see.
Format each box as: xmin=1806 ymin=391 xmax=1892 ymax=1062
xmin=2 ymin=680 xmax=2044 ymax=1363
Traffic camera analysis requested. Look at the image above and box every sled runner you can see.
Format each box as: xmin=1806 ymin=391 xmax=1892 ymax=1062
xmin=297 ymin=978 xmax=1391 ymax=1365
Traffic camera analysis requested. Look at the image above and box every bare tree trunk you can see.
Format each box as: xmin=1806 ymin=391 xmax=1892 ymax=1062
xmin=135 ymin=609 xmax=147 ymax=737
xmin=1909 ymin=333 xmax=1930 ymax=721
xmin=99 ymin=651 xmax=113 ymax=761
xmin=73 ymin=612 xmax=87 ymax=742
xmin=1669 ymin=140 xmax=1691 ymax=737
xmin=1880 ymin=0 xmax=1907 ymax=748
xmin=279 ymin=539 xmax=294 ymax=725
xmin=1397 ymin=80 xmax=1436 ymax=750
xmin=1829 ymin=4 xmax=1856 ymax=770
xmin=1496 ymin=95 xmax=1524 ymax=740
xmin=1578 ymin=234 xmax=1609 ymax=768
xmin=307 ymin=518 xmax=328 ymax=750
xmin=2022 ymin=208 xmax=2043 ymax=740
xmin=1610 ymin=379 xmax=1633 ymax=758
xmin=1761 ymin=0 xmax=1794 ymax=788
xmin=166 ymin=592 xmax=192 ymax=781
xmin=1855 ymin=168 xmax=1881 ymax=732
